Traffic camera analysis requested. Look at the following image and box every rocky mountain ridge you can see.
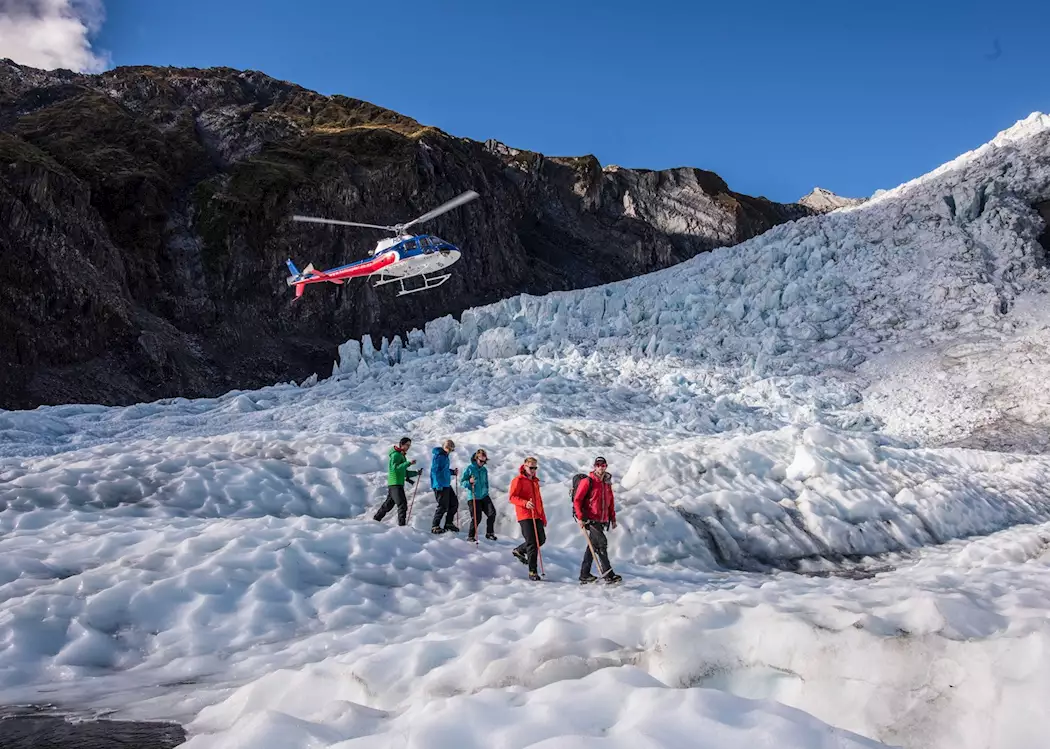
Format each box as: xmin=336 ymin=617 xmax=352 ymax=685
xmin=0 ymin=60 xmax=812 ymax=409
xmin=799 ymin=186 xmax=867 ymax=213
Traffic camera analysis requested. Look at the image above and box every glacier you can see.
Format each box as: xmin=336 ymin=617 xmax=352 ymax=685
xmin=1 ymin=113 xmax=1050 ymax=748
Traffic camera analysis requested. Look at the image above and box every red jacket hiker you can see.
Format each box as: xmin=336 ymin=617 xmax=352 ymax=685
xmin=509 ymin=463 xmax=546 ymax=525
xmin=574 ymin=456 xmax=622 ymax=584
xmin=573 ymin=471 xmax=616 ymax=524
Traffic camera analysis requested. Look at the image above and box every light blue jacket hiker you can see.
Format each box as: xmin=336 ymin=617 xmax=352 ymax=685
xmin=460 ymin=457 xmax=490 ymax=498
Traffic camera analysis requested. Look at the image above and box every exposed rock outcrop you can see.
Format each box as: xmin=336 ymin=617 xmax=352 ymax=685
xmin=1036 ymin=200 xmax=1050 ymax=258
xmin=799 ymin=187 xmax=866 ymax=213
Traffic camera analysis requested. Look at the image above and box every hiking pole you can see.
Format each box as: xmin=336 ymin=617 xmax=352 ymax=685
xmin=406 ymin=476 xmax=420 ymax=524
xmin=454 ymin=467 xmax=461 ymax=531
xmin=531 ymin=514 xmax=545 ymax=577
xmin=470 ymin=485 xmax=479 ymax=548
xmin=578 ymin=522 xmax=608 ymax=578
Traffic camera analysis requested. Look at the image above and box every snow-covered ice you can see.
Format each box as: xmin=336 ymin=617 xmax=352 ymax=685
xmin=2 ymin=113 xmax=1050 ymax=748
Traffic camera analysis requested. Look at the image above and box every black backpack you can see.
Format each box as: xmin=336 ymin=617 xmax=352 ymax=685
xmin=570 ymin=473 xmax=591 ymax=520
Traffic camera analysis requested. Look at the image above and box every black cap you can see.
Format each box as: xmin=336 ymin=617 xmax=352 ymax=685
xmin=594 ymin=456 xmax=607 ymax=466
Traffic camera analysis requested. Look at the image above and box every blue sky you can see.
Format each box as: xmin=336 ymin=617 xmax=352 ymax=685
xmin=91 ymin=0 xmax=1048 ymax=203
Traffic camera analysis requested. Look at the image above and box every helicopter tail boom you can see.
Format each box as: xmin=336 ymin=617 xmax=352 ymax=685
xmin=285 ymin=259 xmax=341 ymax=299
xmin=285 ymin=253 xmax=399 ymax=300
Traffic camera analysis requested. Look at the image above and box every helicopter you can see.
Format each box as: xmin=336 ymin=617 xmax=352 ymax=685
xmin=285 ymin=190 xmax=479 ymax=299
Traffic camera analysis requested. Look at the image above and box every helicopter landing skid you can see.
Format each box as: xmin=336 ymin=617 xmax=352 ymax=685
xmin=373 ymin=271 xmax=451 ymax=296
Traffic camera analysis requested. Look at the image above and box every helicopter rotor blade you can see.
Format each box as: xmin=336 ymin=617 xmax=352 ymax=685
xmin=399 ymin=190 xmax=479 ymax=232
xmin=291 ymin=215 xmax=395 ymax=231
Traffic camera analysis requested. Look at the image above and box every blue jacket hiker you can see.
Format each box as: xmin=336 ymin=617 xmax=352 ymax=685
xmin=431 ymin=445 xmax=453 ymax=490
xmin=461 ymin=448 xmax=497 ymax=541
xmin=374 ymin=437 xmax=419 ymax=526
xmin=430 ymin=439 xmax=460 ymax=534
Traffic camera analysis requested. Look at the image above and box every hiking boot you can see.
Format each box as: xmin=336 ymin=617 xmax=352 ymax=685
xmin=485 ymin=533 xmax=497 ymax=541
xmin=603 ymin=572 xmax=623 ymax=584
xmin=579 ymin=573 xmax=599 ymax=584
xmin=445 ymin=524 xmax=460 ymax=533
xmin=467 ymin=534 xmax=476 ymax=542
xmin=512 ymin=548 xmax=528 ymax=565
xmin=431 ymin=527 xmax=446 ymax=534
xmin=528 ymin=572 xmax=541 ymax=581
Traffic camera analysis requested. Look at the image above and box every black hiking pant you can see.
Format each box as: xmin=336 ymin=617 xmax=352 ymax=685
xmin=580 ymin=521 xmax=613 ymax=578
xmin=515 ymin=519 xmax=546 ymax=573
xmin=466 ymin=495 xmax=496 ymax=538
xmin=375 ymin=484 xmax=409 ymax=525
xmin=432 ymin=486 xmax=459 ymax=529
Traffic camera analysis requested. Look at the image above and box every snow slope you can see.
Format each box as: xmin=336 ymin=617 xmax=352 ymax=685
xmin=2 ymin=113 xmax=1050 ymax=748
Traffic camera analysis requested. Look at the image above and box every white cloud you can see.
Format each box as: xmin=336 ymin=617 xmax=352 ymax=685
xmin=0 ymin=0 xmax=110 ymax=73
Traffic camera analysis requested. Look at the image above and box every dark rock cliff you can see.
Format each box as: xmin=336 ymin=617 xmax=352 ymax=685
xmin=0 ymin=61 xmax=811 ymax=409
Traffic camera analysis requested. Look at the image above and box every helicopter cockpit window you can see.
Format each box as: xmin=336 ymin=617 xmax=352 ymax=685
xmin=402 ymin=238 xmax=417 ymax=251
xmin=419 ymin=236 xmax=432 ymax=247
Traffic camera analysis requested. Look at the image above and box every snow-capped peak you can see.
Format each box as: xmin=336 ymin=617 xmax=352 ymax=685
xmin=799 ymin=186 xmax=866 ymax=213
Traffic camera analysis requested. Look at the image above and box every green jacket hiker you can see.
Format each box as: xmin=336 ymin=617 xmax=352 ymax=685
xmin=388 ymin=446 xmax=420 ymax=486
xmin=375 ymin=438 xmax=419 ymax=526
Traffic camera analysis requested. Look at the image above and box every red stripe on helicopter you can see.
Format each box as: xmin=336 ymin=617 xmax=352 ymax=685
xmin=324 ymin=252 xmax=399 ymax=280
xmin=300 ymin=252 xmax=398 ymax=284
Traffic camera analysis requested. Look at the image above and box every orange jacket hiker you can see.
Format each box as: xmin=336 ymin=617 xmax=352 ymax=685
xmin=509 ymin=463 xmax=546 ymax=524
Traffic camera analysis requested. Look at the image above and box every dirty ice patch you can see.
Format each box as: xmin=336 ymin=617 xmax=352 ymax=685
xmin=617 ymin=425 xmax=1050 ymax=570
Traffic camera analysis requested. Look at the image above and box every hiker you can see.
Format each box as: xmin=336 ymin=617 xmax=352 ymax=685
xmin=374 ymin=437 xmax=419 ymax=526
xmin=573 ymin=456 xmax=622 ymax=584
xmin=509 ymin=456 xmax=547 ymax=581
xmin=461 ymin=448 xmax=497 ymax=541
xmin=430 ymin=439 xmax=460 ymax=533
